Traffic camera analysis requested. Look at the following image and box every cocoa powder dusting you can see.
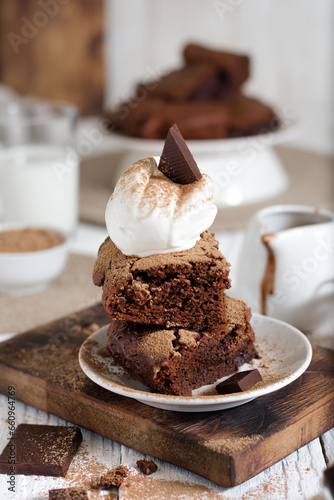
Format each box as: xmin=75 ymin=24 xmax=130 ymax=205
xmin=113 ymin=156 xmax=212 ymax=222
xmin=120 ymin=473 xmax=224 ymax=500
xmin=61 ymin=446 xmax=112 ymax=488
xmin=204 ymin=434 xmax=261 ymax=455
xmin=118 ymin=465 xmax=290 ymax=499
xmin=178 ymin=329 xmax=199 ymax=347
xmin=138 ymin=330 xmax=176 ymax=360
xmin=8 ymin=339 xmax=95 ymax=393
xmin=0 ymin=228 xmax=64 ymax=253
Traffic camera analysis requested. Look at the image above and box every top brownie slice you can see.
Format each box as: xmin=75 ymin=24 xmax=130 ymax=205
xmin=93 ymin=230 xmax=231 ymax=332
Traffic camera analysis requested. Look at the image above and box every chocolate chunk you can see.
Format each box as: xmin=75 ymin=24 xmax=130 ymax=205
xmin=158 ymin=124 xmax=202 ymax=184
xmin=0 ymin=424 xmax=82 ymax=476
xmin=136 ymin=458 xmax=158 ymax=475
xmin=90 ymin=465 xmax=129 ymax=489
xmin=324 ymin=464 xmax=334 ymax=496
xmin=216 ymin=369 xmax=262 ymax=394
xmin=49 ymin=487 xmax=88 ymax=499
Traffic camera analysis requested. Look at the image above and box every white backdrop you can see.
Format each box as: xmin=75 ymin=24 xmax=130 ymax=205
xmin=104 ymin=0 xmax=333 ymax=155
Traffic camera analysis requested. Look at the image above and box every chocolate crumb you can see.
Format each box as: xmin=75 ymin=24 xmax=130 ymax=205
xmin=136 ymin=459 xmax=158 ymax=475
xmin=90 ymin=465 xmax=129 ymax=489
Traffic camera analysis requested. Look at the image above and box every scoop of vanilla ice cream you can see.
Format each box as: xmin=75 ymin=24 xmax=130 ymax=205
xmin=105 ymin=156 xmax=217 ymax=257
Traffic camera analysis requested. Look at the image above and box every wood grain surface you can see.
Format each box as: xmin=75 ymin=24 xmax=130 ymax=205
xmin=0 ymin=0 xmax=104 ymax=115
xmin=0 ymin=304 xmax=333 ymax=487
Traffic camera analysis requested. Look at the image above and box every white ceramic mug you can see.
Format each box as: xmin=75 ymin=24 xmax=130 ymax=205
xmin=233 ymin=205 xmax=334 ymax=331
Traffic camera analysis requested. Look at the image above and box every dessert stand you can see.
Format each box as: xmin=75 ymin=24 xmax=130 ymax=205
xmin=81 ymin=119 xmax=299 ymax=208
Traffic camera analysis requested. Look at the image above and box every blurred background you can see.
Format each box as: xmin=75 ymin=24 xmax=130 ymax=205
xmin=0 ymin=0 xmax=333 ymax=154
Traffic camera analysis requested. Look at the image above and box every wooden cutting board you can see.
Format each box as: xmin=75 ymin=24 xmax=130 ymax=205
xmin=0 ymin=304 xmax=333 ymax=487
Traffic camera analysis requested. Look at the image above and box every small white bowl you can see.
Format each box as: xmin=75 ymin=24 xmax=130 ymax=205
xmin=0 ymin=224 xmax=70 ymax=296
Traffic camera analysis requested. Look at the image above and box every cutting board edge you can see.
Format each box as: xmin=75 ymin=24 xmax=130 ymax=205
xmin=230 ymin=394 xmax=334 ymax=485
xmin=1 ymin=363 xmax=333 ymax=488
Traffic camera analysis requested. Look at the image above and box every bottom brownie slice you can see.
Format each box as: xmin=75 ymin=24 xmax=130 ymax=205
xmin=106 ymin=296 xmax=257 ymax=396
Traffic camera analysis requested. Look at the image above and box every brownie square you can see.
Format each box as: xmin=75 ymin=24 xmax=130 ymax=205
xmin=183 ymin=43 xmax=250 ymax=90
xmin=0 ymin=424 xmax=82 ymax=476
xmin=227 ymin=95 xmax=279 ymax=137
xmin=106 ymin=296 xmax=257 ymax=396
xmin=136 ymin=63 xmax=233 ymax=102
xmin=93 ymin=230 xmax=231 ymax=333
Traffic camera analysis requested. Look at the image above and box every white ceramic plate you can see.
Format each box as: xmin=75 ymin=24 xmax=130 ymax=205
xmin=79 ymin=314 xmax=312 ymax=412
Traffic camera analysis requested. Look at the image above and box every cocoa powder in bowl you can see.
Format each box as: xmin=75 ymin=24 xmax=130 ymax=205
xmin=0 ymin=228 xmax=64 ymax=253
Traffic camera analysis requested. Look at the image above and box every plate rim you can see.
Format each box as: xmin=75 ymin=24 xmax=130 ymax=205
xmin=78 ymin=313 xmax=312 ymax=408
xmin=104 ymin=119 xmax=299 ymax=154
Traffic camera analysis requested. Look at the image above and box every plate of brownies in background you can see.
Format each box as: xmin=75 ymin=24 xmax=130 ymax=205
xmin=102 ymin=42 xmax=297 ymax=207
xmin=79 ymin=125 xmax=311 ymax=412
xmin=104 ymin=42 xmax=295 ymax=144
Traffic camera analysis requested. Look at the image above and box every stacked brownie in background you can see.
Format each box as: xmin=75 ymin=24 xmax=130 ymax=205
xmin=105 ymin=42 xmax=279 ymax=140
xmin=93 ymin=126 xmax=257 ymax=396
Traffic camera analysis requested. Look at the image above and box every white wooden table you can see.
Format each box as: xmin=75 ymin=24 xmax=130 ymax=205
xmin=0 ymin=223 xmax=333 ymax=500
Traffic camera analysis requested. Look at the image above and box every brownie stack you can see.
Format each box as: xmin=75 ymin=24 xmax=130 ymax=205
xmin=93 ymin=127 xmax=257 ymax=396
xmin=105 ymin=42 xmax=279 ymax=140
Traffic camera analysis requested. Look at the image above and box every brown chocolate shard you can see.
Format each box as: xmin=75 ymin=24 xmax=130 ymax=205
xmin=216 ymin=369 xmax=262 ymax=394
xmin=49 ymin=487 xmax=88 ymax=499
xmin=0 ymin=424 xmax=82 ymax=476
xmin=90 ymin=465 xmax=129 ymax=489
xmin=136 ymin=458 xmax=158 ymax=475
xmin=158 ymin=124 xmax=202 ymax=184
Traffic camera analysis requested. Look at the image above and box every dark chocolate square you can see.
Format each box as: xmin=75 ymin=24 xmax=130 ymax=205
xmin=158 ymin=124 xmax=202 ymax=184
xmin=0 ymin=424 xmax=82 ymax=476
xmin=216 ymin=369 xmax=262 ymax=395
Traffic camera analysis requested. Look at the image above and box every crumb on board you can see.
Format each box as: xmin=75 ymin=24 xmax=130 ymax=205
xmin=90 ymin=465 xmax=129 ymax=489
xmin=136 ymin=459 xmax=158 ymax=476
